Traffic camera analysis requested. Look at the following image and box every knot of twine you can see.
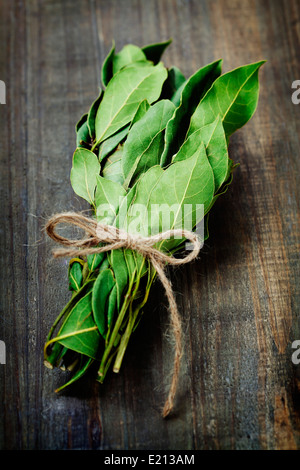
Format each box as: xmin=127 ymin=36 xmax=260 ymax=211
xmin=45 ymin=212 xmax=202 ymax=417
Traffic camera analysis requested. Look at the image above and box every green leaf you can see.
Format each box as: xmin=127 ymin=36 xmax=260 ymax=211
xmin=161 ymin=66 xmax=186 ymax=106
xmin=113 ymin=44 xmax=147 ymax=74
xmin=102 ymin=41 xmax=115 ymax=87
xmin=95 ymin=174 xmax=126 ymax=223
xmin=70 ymin=148 xmax=100 ymax=207
xmin=173 ymin=115 xmax=228 ymax=191
xmin=160 ymin=59 xmax=223 ymax=167
xmin=101 ymin=147 xmax=125 ymax=185
xmin=87 ymin=254 xmax=109 ymax=273
xmin=107 ymin=284 xmax=118 ymax=328
xmin=122 ymin=100 xmax=176 ymax=187
xmin=98 ymin=124 xmax=130 ymax=162
xmin=130 ymin=99 xmax=150 ymax=127
xmin=109 ymin=249 xmax=129 ymax=310
xmin=87 ymin=91 xmax=103 ymax=139
xmin=87 ymin=253 xmax=105 ymax=272
xmin=76 ymin=118 xmax=91 ymax=149
xmin=57 ymin=291 xmax=101 ymax=359
xmin=68 ymin=261 xmax=83 ymax=292
xmin=125 ymin=145 xmax=214 ymax=251
xmin=187 ymin=61 xmax=266 ymax=139
xmin=76 ymin=113 xmax=88 ymax=132
xmin=92 ymin=269 xmax=115 ymax=338
xmin=94 ymin=62 xmax=168 ymax=146
xmin=141 ymin=38 xmax=172 ymax=64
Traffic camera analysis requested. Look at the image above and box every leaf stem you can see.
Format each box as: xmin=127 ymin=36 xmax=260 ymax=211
xmin=113 ymin=265 xmax=156 ymax=372
xmin=98 ymin=269 xmax=137 ymax=377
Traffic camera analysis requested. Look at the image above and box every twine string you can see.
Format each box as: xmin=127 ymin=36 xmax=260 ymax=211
xmin=45 ymin=212 xmax=202 ymax=417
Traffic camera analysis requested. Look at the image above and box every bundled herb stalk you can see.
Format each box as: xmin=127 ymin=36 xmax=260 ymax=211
xmin=44 ymin=39 xmax=264 ymax=416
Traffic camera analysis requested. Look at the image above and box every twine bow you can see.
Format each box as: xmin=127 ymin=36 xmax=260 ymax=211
xmin=45 ymin=212 xmax=202 ymax=417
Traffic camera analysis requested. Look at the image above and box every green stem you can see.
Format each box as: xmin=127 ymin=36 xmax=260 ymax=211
xmin=113 ymin=265 xmax=156 ymax=373
xmin=98 ymin=270 xmax=137 ymax=377
xmin=96 ymin=349 xmax=118 ymax=383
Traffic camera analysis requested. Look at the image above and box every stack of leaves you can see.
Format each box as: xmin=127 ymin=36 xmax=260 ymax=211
xmin=44 ymin=39 xmax=264 ymax=400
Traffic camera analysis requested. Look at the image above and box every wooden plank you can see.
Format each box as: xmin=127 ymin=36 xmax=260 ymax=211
xmin=0 ymin=0 xmax=299 ymax=450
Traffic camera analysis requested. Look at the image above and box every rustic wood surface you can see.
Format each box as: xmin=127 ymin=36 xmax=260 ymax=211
xmin=0 ymin=0 xmax=299 ymax=450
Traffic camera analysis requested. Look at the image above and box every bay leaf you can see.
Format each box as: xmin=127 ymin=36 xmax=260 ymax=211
xmin=130 ymin=99 xmax=150 ymax=127
xmin=101 ymin=147 xmax=124 ymax=185
xmin=102 ymin=41 xmax=115 ymax=87
xmin=160 ymin=59 xmax=223 ymax=167
xmin=98 ymin=124 xmax=130 ymax=162
xmin=122 ymin=99 xmax=176 ymax=188
xmin=141 ymin=38 xmax=172 ymax=64
xmin=68 ymin=261 xmax=83 ymax=292
xmin=94 ymin=62 xmax=168 ymax=146
xmin=113 ymin=44 xmax=147 ymax=74
xmin=92 ymin=269 xmax=115 ymax=338
xmin=95 ymin=174 xmax=126 ymax=223
xmin=70 ymin=148 xmax=100 ymax=207
xmin=76 ymin=119 xmax=91 ymax=149
xmin=76 ymin=113 xmax=88 ymax=132
xmin=125 ymin=145 xmax=214 ymax=251
xmin=109 ymin=249 xmax=129 ymax=310
xmin=161 ymin=66 xmax=186 ymax=106
xmin=87 ymin=91 xmax=103 ymax=139
xmin=57 ymin=291 xmax=101 ymax=359
xmin=87 ymin=253 xmax=105 ymax=272
xmin=98 ymin=100 xmax=150 ymax=163
xmin=187 ymin=61 xmax=266 ymax=139
xmin=173 ymin=115 xmax=228 ymax=191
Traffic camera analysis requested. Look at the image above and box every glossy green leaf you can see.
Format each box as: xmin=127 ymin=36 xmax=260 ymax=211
xmin=141 ymin=38 xmax=172 ymax=64
xmin=87 ymin=252 xmax=105 ymax=272
xmin=160 ymin=59 xmax=223 ymax=167
xmin=95 ymin=174 xmax=126 ymax=223
xmin=76 ymin=119 xmax=91 ymax=149
xmin=173 ymin=115 xmax=228 ymax=191
xmin=125 ymin=145 xmax=214 ymax=251
xmin=76 ymin=113 xmax=88 ymax=132
xmin=122 ymin=100 xmax=176 ymax=187
xmin=98 ymin=124 xmax=130 ymax=162
xmin=113 ymin=44 xmax=147 ymax=74
xmin=187 ymin=61 xmax=266 ymax=139
xmin=57 ymin=291 xmax=101 ymax=359
xmin=70 ymin=148 xmax=100 ymax=206
xmin=92 ymin=269 xmax=115 ymax=338
xmin=102 ymin=41 xmax=115 ymax=87
xmin=107 ymin=284 xmax=118 ymax=328
xmin=130 ymin=99 xmax=150 ymax=127
xmin=87 ymin=91 xmax=103 ymax=139
xmin=68 ymin=261 xmax=83 ymax=292
xmin=101 ymin=147 xmax=124 ymax=185
xmin=94 ymin=62 xmax=168 ymax=146
xmin=161 ymin=66 xmax=186 ymax=106
xmin=109 ymin=249 xmax=129 ymax=310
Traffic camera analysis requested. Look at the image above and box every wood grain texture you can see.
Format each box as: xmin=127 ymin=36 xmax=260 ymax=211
xmin=0 ymin=0 xmax=299 ymax=450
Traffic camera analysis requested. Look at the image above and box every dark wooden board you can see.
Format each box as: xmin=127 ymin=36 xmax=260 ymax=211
xmin=0 ymin=0 xmax=299 ymax=450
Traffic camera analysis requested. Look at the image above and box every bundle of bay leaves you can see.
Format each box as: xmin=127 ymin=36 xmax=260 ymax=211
xmin=44 ymin=39 xmax=264 ymax=394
